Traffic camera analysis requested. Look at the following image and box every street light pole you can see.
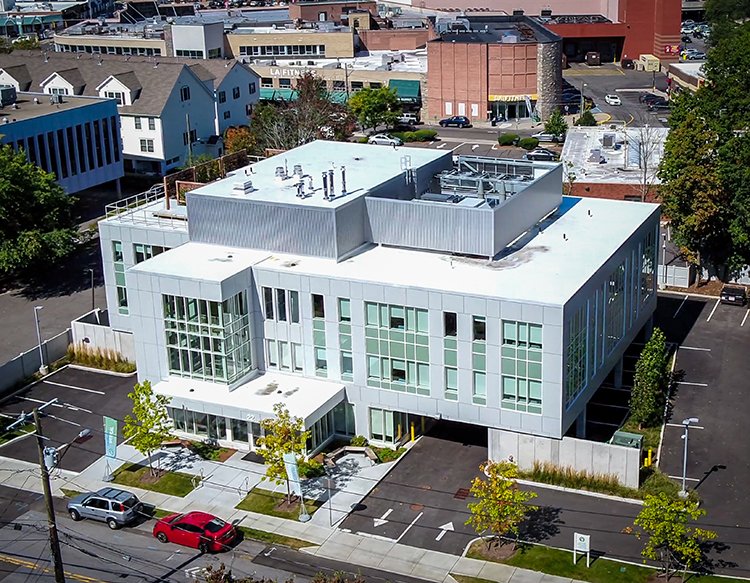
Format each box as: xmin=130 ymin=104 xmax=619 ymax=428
xmin=660 ymin=232 xmax=667 ymax=290
xmin=34 ymin=306 xmax=47 ymax=375
xmin=580 ymin=82 xmax=587 ymax=114
xmin=679 ymin=417 xmax=699 ymax=498
xmin=87 ymin=269 xmax=95 ymax=312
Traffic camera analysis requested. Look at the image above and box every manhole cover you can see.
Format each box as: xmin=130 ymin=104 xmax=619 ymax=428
xmin=410 ymin=503 xmax=424 ymax=512
xmin=454 ymin=488 xmax=470 ymax=500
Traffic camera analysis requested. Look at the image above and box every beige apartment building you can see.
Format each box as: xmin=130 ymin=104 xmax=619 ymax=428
xmin=224 ymin=26 xmax=356 ymax=60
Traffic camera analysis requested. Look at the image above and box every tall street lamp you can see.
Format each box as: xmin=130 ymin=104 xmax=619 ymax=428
xmin=87 ymin=268 xmax=95 ymax=312
xmin=34 ymin=305 xmax=47 ymax=375
xmin=660 ymin=232 xmax=667 ymax=290
xmin=580 ymin=82 xmax=587 ymax=114
xmin=679 ymin=417 xmax=700 ymax=498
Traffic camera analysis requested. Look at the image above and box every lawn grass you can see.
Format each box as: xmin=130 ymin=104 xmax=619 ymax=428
xmin=236 ymin=488 xmax=322 ymax=520
xmin=467 ymin=541 xmax=739 ymax=583
xmin=371 ymin=446 xmax=407 ymax=463
xmin=621 ymin=418 xmax=662 ymax=452
xmin=0 ymin=423 xmax=34 ymax=446
xmin=451 ymin=575 xmax=497 ymax=583
xmin=236 ymin=526 xmax=314 ymax=550
xmin=60 ymin=488 xmax=82 ymax=498
xmin=112 ymin=463 xmax=196 ymax=497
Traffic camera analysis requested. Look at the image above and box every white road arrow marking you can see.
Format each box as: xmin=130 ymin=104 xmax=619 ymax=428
xmin=471 ymin=144 xmax=480 ymax=151
xmin=435 ymin=522 xmax=454 ymax=541
xmin=373 ymin=508 xmax=392 ymax=527
xmin=185 ymin=567 xmax=207 ymax=580
xmin=437 ymin=143 xmax=447 ymax=149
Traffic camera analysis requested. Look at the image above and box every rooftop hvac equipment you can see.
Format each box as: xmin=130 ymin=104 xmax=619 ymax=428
xmin=274 ymin=165 xmax=287 ymax=181
xmin=292 ymin=163 xmax=303 ymax=177
xmin=501 ymin=33 xmax=518 ymax=43
xmin=602 ymin=133 xmax=615 ymax=148
xmin=232 ymin=179 xmax=254 ymax=195
xmin=0 ymin=85 xmax=17 ymax=107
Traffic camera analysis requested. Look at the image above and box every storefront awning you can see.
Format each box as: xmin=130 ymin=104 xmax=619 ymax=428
xmin=260 ymin=88 xmax=349 ymax=104
xmin=389 ymin=79 xmax=421 ymax=102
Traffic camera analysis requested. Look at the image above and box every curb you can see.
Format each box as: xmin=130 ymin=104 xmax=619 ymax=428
xmin=659 ymin=289 xmax=719 ymax=301
xmin=67 ymin=363 xmax=137 ymax=377
xmin=515 ymin=478 xmax=644 ymax=505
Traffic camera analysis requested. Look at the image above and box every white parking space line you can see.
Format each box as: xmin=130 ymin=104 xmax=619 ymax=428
xmin=667 ymin=475 xmax=700 ymax=482
xmin=396 ymin=512 xmax=424 ymax=543
xmin=706 ymin=298 xmax=721 ymax=322
xmin=451 ymin=142 xmax=466 ymax=151
xmin=43 ymin=381 xmax=105 ymax=395
xmin=673 ymin=295 xmax=689 ymax=318
xmin=61 ymin=402 xmax=93 ymax=414
xmin=676 ymin=381 xmax=708 ymax=387
xmin=19 ymin=397 xmax=63 ymax=407
xmin=45 ymin=414 xmax=82 ymax=427
xmin=742 ymin=310 xmax=750 ymax=327
xmin=666 ymin=423 xmax=705 ymax=430
xmin=679 ymin=346 xmax=711 ymax=352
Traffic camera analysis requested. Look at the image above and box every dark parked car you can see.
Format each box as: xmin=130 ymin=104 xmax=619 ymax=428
xmin=67 ymin=488 xmax=143 ymax=529
xmin=720 ymin=285 xmax=747 ymax=306
xmin=647 ymin=101 xmax=671 ymax=112
xmin=638 ymin=92 xmax=661 ymax=104
xmin=439 ymin=116 xmax=472 ymax=128
xmin=154 ymin=511 xmax=237 ymax=553
xmin=681 ymin=35 xmax=692 ymax=43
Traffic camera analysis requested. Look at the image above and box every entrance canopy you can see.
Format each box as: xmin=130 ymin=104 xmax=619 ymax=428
xmin=154 ymin=372 xmax=345 ymax=428
xmin=389 ymin=79 xmax=421 ymax=102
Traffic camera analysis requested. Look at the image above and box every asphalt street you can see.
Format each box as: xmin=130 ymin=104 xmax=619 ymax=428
xmin=0 ymin=489 xmax=435 ymax=583
xmin=0 ymin=367 xmax=135 ymax=472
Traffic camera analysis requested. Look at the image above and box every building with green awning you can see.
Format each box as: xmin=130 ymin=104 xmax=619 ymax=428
xmin=388 ymin=79 xmax=421 ymax=103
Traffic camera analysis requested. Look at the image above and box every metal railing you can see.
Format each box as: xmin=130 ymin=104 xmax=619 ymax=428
xmin=103 ymin=183 xmax=188 ymax=231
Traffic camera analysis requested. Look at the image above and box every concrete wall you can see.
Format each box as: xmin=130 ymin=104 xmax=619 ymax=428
xmin=71 ymin=309 xmax=136 ymax=361
xmin=488 ymin=427 xmax=641 ymax=488
xmin=0 ymin=329 xmax=71 ymax=396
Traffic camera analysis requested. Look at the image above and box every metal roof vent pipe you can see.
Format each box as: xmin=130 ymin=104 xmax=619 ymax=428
xmin=322 ymin=171 xmax=329 ymax=199
xmin=296 ymin=181 xmax=305 ymax=198
xmin=307 ymin=175 xmax=314 ymax=196
xmin=274 ymin=166 xmax=286 ymax=182
xmin=478 ymin=178 xmax=485 ymax=200
xmin=340 ymin=165 xmax=347 ymax=195
xmin=328 ymin=168 xmax=335 ymax=199
xmin=293 ymin=163 xmax=303 ymax=178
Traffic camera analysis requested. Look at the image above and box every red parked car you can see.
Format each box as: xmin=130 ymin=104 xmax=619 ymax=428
xmin=153 ymin=511 xmax=237 ymax=553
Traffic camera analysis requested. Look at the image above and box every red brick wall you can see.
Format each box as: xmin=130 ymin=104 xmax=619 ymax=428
xmin=358 ymin=29 xmax=432 ymax=51
xmin=427 ymin=41 xmax=538 ymax=122
xmin=570 ymin=182 xmax=660 ymax=203
xmin=289 ymin=1 xmax=376 ymax=22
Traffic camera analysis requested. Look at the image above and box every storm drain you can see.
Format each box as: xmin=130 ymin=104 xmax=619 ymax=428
xmin=454 ymin=488 xmax=470 ymax=500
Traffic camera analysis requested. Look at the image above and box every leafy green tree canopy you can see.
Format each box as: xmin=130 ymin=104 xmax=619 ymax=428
xmin=123 ymin=380 xmax=173 ymax=476
xmin=466 ymin=461 xmax=537 ymax=545
xmin=544 ymin=109 xmax=568 ymax=138
xmin=630 ymin=328 xmax=670 ymax=428
xmin=634 ymin=492 xmax=717 ymax=580
xmin=348 ymin=87 xmax=401 ymax=131
xmin=574 ymin=109 xmax=597 ymax=127
xmin=0 ymin=145 xmax=77 ymax=274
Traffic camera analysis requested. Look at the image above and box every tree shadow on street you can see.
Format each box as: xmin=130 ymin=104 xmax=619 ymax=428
xmin=1 ymin=238 xmax=104 ymax=300
xmin=517 ymin=505 xmax=563 ymax=543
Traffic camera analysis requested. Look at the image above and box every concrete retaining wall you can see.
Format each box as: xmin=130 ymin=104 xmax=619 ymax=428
xmin=71 ymin=309 xmax=135 ymax=361
xmin=488 ymin=427 xmax=641 ymax=488
xmin=0 ymin=329 xmax=72 ymax=396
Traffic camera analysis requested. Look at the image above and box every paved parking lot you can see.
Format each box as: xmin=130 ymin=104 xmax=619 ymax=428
xmin=0 ymin=367 xmax=135 ymax=472
xmin=655 ymin=293 xmax=750 ymax=577
xmin=341 ymin=421 xmax=487 ymax=555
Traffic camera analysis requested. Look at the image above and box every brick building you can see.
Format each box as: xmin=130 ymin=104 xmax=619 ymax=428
xmin=426 ymin=15 xmax=562 ymax=123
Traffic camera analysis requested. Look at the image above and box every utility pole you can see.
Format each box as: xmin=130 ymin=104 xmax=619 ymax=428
xmin=6 ymin=401 xmax=66 ymax=582
xmin=87 ymin=268 xmax=95 ymax=312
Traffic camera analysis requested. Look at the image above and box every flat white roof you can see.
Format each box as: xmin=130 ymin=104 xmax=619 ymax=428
xmin=669 ymin=61 xmax=705 ymax=78
xmin=562 ymin=126 xmax=668 ymax=185
xmin=190 ymin=140 xmax=449 ymax=209
xmin=154 ymin=372 xmax=345 ymax=424
xmin=130 ymin=242 xmax=270 ymax=282
xmin=254 ymin=196 xmax=659 ymax=306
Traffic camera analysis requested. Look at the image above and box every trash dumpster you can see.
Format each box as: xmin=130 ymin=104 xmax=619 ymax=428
xmin=609 ymin=431 xmax=643 ymax=449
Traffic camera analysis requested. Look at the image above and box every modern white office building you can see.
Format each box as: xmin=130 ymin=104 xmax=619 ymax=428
xmin=98 ymin=141 xmax=659 ymax=459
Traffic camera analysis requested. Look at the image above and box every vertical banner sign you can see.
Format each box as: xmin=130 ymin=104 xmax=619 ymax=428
xmin=282 ymin=452 xmax=303 ymax=498
xmin=103 ymin=416 xmax=118 ymax=460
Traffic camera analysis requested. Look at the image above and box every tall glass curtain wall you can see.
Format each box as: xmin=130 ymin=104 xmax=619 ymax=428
xmin=563 ymin=227 xmax=658 ymax=409
xmin=163 ymin=291 xmax=253 ymax=383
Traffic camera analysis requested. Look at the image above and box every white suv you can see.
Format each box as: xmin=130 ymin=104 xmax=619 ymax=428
xmin=604 ymin=94 xmax=622 ymax=106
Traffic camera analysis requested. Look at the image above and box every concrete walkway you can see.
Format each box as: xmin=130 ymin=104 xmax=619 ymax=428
xmin=0 ymin=444 xmax=587 ymax=583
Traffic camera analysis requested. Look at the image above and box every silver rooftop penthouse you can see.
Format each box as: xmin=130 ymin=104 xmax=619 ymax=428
xmin=185 ymin=141 xmax=563 ymax=261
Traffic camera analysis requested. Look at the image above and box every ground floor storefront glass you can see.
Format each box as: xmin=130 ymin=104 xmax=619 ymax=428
xmin=489 ymin=99 xmax=534 ymax=121
xmin=368 ymin=407 xmax=427 ymax=446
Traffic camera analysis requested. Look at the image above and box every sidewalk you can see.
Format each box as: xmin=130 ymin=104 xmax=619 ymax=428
xmin=0 ymin=445 xmax=587 ymax=583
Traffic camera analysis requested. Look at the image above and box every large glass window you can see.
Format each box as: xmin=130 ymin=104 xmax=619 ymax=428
xmin=164 ymin=291 xmax=252 ymax=383
xmin=606 ymin=260 xmax=627 ymax=355
xmin=565 ymin=304 xmax=588 ymax=408
xmin=112 ymin=241 xmax=128 ymax=315
xmin=365 ymin=302 xmax=429 ymax=395
xmin=339 ymin=298 xmax=353 ymax=380
xmin=266 ymin=339 xmax=301 ymax=373
xmin=445 ymin=367 xmax=458 ymax=401
xmin=501 ymin=320 xmax=543 ymax=414
xmin=133 ymin=243 xmax=168 ymax=264
xmin=444 ymin=312 xmax=457 ymax=337
xmin=312 ymin=294 xmax=325 ymax=318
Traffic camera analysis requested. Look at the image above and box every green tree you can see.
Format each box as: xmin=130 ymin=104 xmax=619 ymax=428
xmin=630 ymin=328 xmax=670 ymax=428
xmin=466 ymin=461 xmax=538 ymax=546
xmin=249 ymin=72 xmax=354 ymax=153
xmin=574 ymin=109 xmax=598 ymax=127
xmin=257 ymin=403 xmax=310 ymax=503
xmin=544 ymin=109 xmax=568 ymax=139
xmin=563 ymin=161 xmax=577 ymax=196
xmin=634 ymin=493 xmax=717 ymax=581
xmin=0 ymin=145 xmax=77 ymax=274
xmin=123 ymin=380 xmax=173 ymax=477
xmin=348 ymin=87 xmax=401 ymax=132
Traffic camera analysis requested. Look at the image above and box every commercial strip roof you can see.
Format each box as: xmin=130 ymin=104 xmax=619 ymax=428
xmin=153 ymin=372 xmax=345 ymax=425
xmin=248 ymin=49 xmax=428 ymax=74
xmin=561 ymin=126 xmax=669 ymax=185
xmin=0 ymin=91 xmax=107 ymax=123
xmin=433 ymin=14 xmax=561 ymax=44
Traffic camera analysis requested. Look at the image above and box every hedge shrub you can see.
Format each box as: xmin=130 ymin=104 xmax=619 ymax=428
xmin=413 ymin=129 xmax=437 ymax=141
xmin=497 ymin=133 xmax=520 ymax=146
xmin=518 ymin=137 xmax=540 ymax=150
xmin=298 ymin=458 xmax=325 ymax=479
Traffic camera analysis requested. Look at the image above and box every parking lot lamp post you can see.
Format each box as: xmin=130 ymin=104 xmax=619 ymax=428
xmin=580 ymin=82 xmax=587 ymax=114
xmin=87 ymin=268 xmax=95 ymax=312
xmin=660 ymin=232 xmax=667 ymax=290
xmin=679 ymin=417 xmax=700 ymax=498
xmin=34 ymin=305 xmax=47 ymax=375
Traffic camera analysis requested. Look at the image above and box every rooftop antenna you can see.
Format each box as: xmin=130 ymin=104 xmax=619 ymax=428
xmin=307 ymin=175 xmax=314 ymax=195
xmin=322 ymin=171 xmax=328 ymax=200
xmin=327 ymin=168 xmax=335 ymax=198
xmin=340 ymin=165 xmax=347 ymax=194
